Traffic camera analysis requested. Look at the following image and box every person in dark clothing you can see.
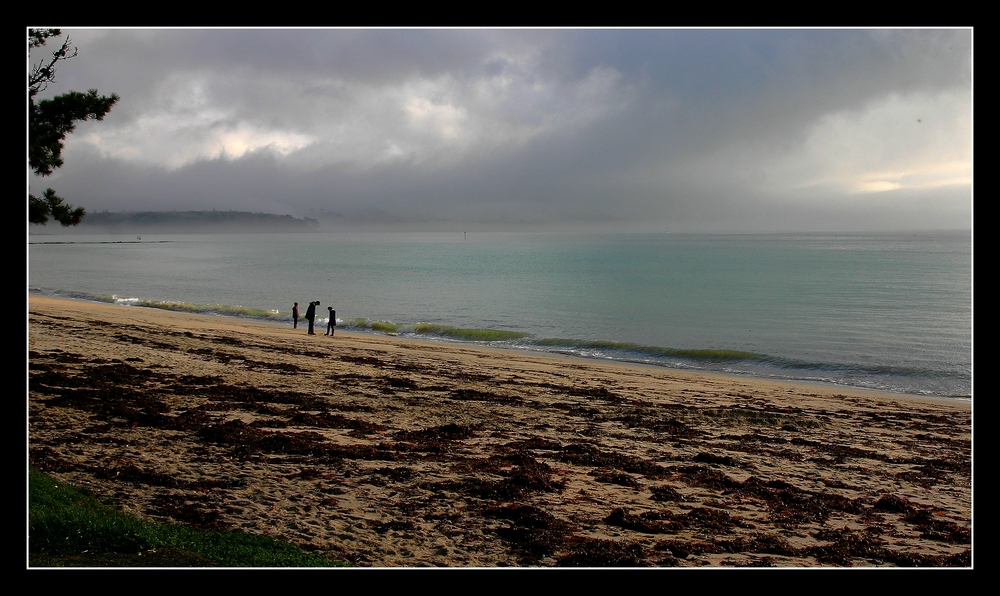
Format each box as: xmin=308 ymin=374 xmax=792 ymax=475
xmin=292 ymin=302 xmax=299 ymax=329
xmin=305 ymin=301 xmax=319 ymax=335
xmin=325 ymin=307 xmax=336 ymax=336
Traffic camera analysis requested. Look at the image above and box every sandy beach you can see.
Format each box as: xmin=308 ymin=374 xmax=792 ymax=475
xmin=28 ymin=295 xmax=971 ymax=567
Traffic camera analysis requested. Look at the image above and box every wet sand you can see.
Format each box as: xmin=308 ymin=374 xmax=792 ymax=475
xmin=28 ymin=295 xmax=971 ymax=567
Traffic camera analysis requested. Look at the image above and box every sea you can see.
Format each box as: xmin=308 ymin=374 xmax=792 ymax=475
xmin=28 ymin=230 xmax=972 ymax=399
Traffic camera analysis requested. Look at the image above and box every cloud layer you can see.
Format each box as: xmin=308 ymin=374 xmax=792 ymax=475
xmin=31 ymin=28 xmax=972 ymax=232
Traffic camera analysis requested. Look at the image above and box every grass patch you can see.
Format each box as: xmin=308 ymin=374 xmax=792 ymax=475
xmin=28 ymin=467 xmax=347 ymax=568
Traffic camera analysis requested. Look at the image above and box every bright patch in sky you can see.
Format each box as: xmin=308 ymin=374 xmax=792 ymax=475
xmin=67 ymin=75 xmax=317 ymax=169
xmin=775 ymin=90 xmax=971 ymax=195
xmin=74 ymin=114 xmax=316 ymax=169
xmin=404 ymin=95 xmax=467 ymax=140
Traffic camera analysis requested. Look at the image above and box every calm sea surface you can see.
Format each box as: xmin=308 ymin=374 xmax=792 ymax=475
xmin=28 ymin=231 xmax=972 ymax=398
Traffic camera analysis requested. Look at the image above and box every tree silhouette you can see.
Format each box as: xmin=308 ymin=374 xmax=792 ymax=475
xmin=29 ymin=29 xmax=118 ymax=226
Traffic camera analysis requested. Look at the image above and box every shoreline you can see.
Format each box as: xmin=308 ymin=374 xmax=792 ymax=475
xmin=28 ymin=294 xmax=971 ymax=567
xmin=29 ymin=291 xmax=967 ymax=403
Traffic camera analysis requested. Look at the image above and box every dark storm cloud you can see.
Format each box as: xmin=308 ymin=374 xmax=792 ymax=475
xmin=33 ymin=28 xmax=971 ymax=232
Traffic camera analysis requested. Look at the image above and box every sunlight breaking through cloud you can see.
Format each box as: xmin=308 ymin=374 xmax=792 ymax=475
xmin=775 ymin=90 xmax=971 ymax=196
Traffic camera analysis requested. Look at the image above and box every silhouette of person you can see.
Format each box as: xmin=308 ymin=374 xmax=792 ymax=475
xmin=305 ymin=301 xmax=319 ymax=335
xmin=292 ymin=302 xmax=299 ymax=329
xmin=325 ymin=307 xmax=336 ymax=336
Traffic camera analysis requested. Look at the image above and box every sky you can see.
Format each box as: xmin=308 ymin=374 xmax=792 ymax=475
xmin=28 ymin=28 xmax=972 ymax=233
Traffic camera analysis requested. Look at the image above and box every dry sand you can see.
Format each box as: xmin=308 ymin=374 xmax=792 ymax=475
xmin=28 ymin=295 xmax=972 ymax=567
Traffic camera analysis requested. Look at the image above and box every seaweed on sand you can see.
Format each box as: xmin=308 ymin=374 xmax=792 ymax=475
xmin=484 ymin=504 xmax=574 ymax=564
xmin=556 ymin=537 xmax=649 ymax=567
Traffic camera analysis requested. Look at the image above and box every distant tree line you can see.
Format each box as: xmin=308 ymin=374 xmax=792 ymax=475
xmin=80 ymin=211 xmax=321 ymax=233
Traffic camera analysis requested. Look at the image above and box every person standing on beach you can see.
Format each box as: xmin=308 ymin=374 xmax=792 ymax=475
xmin=292 ymin=302 xmax=299 ymax=329
xmin=325 ymin=307 xmax=336 ymax=336
xmin=305 ymin=301 xmax=318 ymax=335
